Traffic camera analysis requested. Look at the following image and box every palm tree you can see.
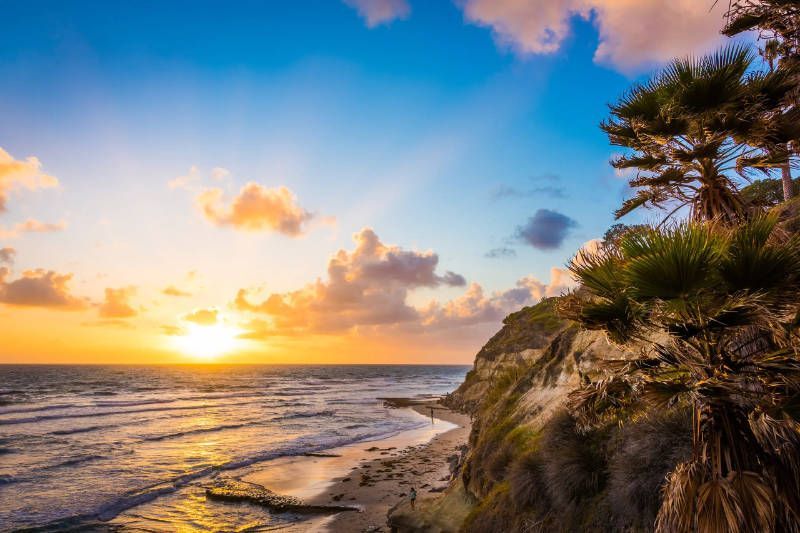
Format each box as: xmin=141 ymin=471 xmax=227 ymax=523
xmin=724 ymin=1 xmax=800 ymax=201
xmin=603 ymin=45 xmax=794 ymax=224
xmin=559 ymin=215 xmax=800 ymax=532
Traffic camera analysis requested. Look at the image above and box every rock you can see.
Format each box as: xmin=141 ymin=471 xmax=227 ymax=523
xmin=205 ymin=479 xmax=358 ymax=514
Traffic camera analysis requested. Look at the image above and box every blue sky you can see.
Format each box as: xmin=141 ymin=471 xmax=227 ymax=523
xmin=0 ymin=1 xmax=732 ymax=362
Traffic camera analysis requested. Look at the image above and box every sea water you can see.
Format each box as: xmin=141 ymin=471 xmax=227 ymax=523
xmin=0 ymin=364 xmax=468 ymax=531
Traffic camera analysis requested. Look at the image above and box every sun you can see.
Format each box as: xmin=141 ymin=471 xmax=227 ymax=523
xmin=172 ymin=323 xmax=241 ymax=360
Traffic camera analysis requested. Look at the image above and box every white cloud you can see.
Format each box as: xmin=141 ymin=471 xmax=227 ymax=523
xmin=168 ymin=165 xmax=200 ymax=190
xmin=343 ymin=0 xmax=410 ymax=27
xmin=461 ymin=0 xmax=727 ymax=72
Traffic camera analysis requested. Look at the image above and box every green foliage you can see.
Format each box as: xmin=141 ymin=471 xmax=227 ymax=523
xmin=602 ymin=44 xmax=798 ymax=224
xmin=466 ymin=408 xmax=693 ymax=532
xmin=602 ymin=223 xmax=648 ymax=249
xmin=724 ymin=1 xmax=800 ymax=72
xmin=561 ymin=216 xmax=800 ymax=532
xmin=741 ymin=177 xmax=800 ymax=207
xmin=474 ymin=297 xmax=566 ymax=362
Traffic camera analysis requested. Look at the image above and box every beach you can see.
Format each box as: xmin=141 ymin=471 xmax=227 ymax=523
xmin=242 ymin=402 xmax=471 ymax=532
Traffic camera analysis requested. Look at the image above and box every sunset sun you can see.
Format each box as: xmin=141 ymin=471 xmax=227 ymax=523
xmin=172 ymin=323 xmax=241 ymax=360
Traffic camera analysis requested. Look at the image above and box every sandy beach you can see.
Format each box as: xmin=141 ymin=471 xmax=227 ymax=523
xmin=242 ymin=402 xmax=471 ymax=532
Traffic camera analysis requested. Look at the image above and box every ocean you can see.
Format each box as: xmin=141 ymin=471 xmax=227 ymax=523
xmin=0 ymin=364 xmax=469 ymax=531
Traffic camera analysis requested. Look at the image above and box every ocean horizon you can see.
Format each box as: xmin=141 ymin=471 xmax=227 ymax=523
xmin=0 ymin=364 xmax=469 ymax=531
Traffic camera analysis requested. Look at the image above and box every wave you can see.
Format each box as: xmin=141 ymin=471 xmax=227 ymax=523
xmin=23 ymin=419 xmax=427 ymax=529
xmin=274 ymin=409 xmax=335 ymax=421
xmin=47 ymin=454 xmax=107 ymax=469
xmin=326 ymin=398 xmax=379 ymax=406
xmin=140 ymin=422 xmax=253 ymax=442
xmin=0 ymin=399 xmax=265 ymax=426
xmin=49 ymin=424 xmax=110 ymax=436
xmin=0 ymin=403 xmax=82 ymax=416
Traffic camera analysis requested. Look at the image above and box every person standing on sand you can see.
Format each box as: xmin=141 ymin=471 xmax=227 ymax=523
xmin=409 ymin=487 xmax=417 ymax=509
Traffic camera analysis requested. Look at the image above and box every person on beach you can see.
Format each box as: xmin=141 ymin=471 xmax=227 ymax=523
xmin=409 ymin=487 xmax=417 ymax=509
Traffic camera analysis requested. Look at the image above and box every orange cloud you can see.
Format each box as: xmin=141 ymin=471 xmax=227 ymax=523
xmin=420 ymin=268 xmax=576 ymax=329
xmin=195 ymin=183 xmax=316 ymax=236
xmin=232 ymin=228 xmax=568 ymax=340
xmin=234 ymin=228 xmax=466 ymax=335
xmin=461 ymin=0 xmax=726 ymax=72
xmin=161 ymin=324 xmax=186 ymax=336
xmin=182 ymin=307 xmax=218 ymax=325
xmin=83 ymin=319 xmax=135 ymax=329
xmin=163 ymin=285 xmax=192 ymax=297
xmin=343 ymin=0 xmax=410 ymax=27
xmin=0 ymin=147 xmax=59 ymax=213
xmin=0 ymin=219 xmax=66 ymax=239
xmin=98 ymin=287 xmax=138 ymax=318
xmin=0 ymin=267 xmax=87 ymax=310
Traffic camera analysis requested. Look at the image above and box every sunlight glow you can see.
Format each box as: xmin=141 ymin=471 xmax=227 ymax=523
xmin=171 ymin=323 xmax=242 ymax=360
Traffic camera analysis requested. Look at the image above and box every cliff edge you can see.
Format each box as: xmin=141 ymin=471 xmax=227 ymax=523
xmin=390 ymin=297 xmax=691 ymax=532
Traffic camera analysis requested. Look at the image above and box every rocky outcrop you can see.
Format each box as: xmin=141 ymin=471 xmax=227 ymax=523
xmin=205 ymin=478 xmax=359 ymax=514
xmin=444 ymin=299 xmax=567 ymax=413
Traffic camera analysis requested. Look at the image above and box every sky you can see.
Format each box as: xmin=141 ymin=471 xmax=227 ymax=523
xmin=0 ymin=0 xmax=735 ymax=364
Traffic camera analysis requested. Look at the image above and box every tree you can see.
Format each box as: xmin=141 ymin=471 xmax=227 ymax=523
xmin=724 ymin=0 xmax=800 ymax=201
xmin=741 ymin=176 xmax=800 ymax=207
xmin=560 ymin=215 xmax=800 ymax=532
xmin=602 ymin=45 xmax=794 ymax=224
xmin=601 ymin=223 xmax=648 ymax=249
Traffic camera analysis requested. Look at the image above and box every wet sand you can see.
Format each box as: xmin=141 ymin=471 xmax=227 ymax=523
xmin=241 ymin=403 xmax=470 ymax=532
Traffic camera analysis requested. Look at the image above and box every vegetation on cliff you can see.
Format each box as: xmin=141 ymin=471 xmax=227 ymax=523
xmin=562 ymin=215 xmax=800 ymax=532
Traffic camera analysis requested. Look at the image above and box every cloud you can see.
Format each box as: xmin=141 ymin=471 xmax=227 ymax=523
xmin=485 ymin=247 xmax=517 ymax=259
xmin=420 ymin=268 xmax=576 ymax=329
xmin=169 ymin=165 xmax=231 ymax=191
xmin=83 ymin=319 xmax=135 ymax=329
xmin=163 ymin=285 xmax=192 ymax=297
xmin=161 ymin=324 xmax=186 ymax=336
xmin=0 ymin=267 xmax=87 ymax=310
xmin=232 ymin=227 xmax=574 ymax=340
xmin=343 ymin=0 xmax=410 ymax=27
xmin=460 ymin=0 xmax=727 ymax=72
xmin=0 ymin=247 xmax=15 ymax=265
xmin=99 ymin=287 xmax=137 ymax=318
xmin=168 ymin=166 xmax=200 ymax=190
xmin=491 ymin=184 xmax=566 ymax=200
xmin=0 ymin=147 xmax=59 ymax=213
xmin=515 ymin=209 xmax=577 ymax=250
xmin=233 ymin=228 xmax=466 ymax=335
xmin=0 ymin=219 xmax=66 ymax=239
xmin=195 ymin=183 xmax=316 ymax=236
xmin=182 ymin=308 xmax=219 ymax=326
xmin=211 ymin=167 xmax=230 ymax=181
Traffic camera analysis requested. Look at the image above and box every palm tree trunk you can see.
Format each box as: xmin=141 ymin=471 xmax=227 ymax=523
xmin=783 ymin=151 xmax=794 ymax=201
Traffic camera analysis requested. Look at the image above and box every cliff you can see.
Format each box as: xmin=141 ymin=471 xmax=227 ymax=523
xmin=390 ymin=297 xmax=691 ymax=532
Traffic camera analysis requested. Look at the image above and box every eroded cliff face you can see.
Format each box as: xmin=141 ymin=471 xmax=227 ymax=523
xmin=391 ymin=298 xmax=691 ymax=533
